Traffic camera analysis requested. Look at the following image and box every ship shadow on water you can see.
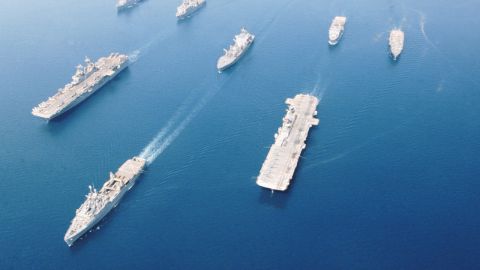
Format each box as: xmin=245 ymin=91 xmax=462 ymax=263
xmin=257 ymin=169 xmax=302 ymax=209
xmin=69 ymin=171 xmax=147 ymax=252
xmin=327 ymin=40 xmax=345 ymax=52
xmin=257 ymin=186 xmax=293 ymax=210
xmin=42 ymin=69 xmax=132 ymax=133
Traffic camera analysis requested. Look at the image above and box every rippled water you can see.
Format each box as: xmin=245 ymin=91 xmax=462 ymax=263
xmin=1 ymin=0 xmax=480 ymax=269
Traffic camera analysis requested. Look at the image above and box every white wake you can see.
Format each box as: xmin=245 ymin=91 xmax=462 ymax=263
xmin=139 ymin=80 xmax=224 ymax=165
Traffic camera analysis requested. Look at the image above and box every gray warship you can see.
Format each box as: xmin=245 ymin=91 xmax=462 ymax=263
xmin=328 ymin=16 xmax=347 ymax=45
xmin=389 ymin=29 xmax=405 ymax=60
xmin=176 ymin=0 xmax=206 ymax=19
xmin=217 ymin=28 xmax=255 ymax=71
xmin=117 ymin=0 xmax=142 ymax=10
xmin=256 ymin=94 xmax=319 ymax=191
xmin=64 ymin=157 xmax=146 ymax=246
xmin=32 ymin=53 xmax=129 ymax=120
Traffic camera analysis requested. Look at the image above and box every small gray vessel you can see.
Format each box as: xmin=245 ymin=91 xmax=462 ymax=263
xmin=389 ymin=29 xmax=405 ymax=60
xmin=217 ymin=28 xmax=255 ymax=71
xmin=176 ymin=0 xmax=206 ymax=19
xmin=116 ymin=0 xmax=142 ymax=10
xmin=328 ymin=16 xmax=347 ymax=45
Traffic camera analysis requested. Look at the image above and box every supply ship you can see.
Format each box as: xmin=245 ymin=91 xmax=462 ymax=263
xmin=64 ymin=157 xmax=146 ymax=246
xmin=176 ymin=0 xmax=206 ymax=19
xmin=328 ymin=16 xmax=347 ymax=45
xmin=389 ymin=29 xmax=404 ymax=60
xmin=217 ymin=28 xmax=255 ymax=71
xmin=32 ymin=53 xmax=129 ymax=120
xmin=256 ymin=94 xmax=319 ymax=191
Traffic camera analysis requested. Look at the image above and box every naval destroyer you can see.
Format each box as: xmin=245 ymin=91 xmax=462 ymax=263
xmin=217 ymin=28 xmax=255 ymax=71
xmin=389 ymin=29 xmax=404 ymax=60
xmin=64 ymin=157 xmax=146 ymax=246
xmin=32 ymin=53 xmax=129 ymax=120
xmin=176 ymin=0 xmax=206 ymax=19
xmin=328 ymin=16 xmax=347 ymax=45
xmin=256 ymin=94 xmax=319 ymax=191
xmin=117 ymin=0 xmax=142 ymax=10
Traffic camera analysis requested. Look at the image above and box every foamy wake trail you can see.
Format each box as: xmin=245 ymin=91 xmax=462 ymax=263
xmin=138 ymin=91 xmax=198 ymax=163
xmin=128 ymin=50 xmax=140 ymax=63
xmin=139 ymin=81 xmax=223 ymax=165
xmin=310 ymin=76 xmax=327 ymax=102
xmin=418 ymin=12 xmax=438 ymax=51
xmin=128 ymin=29 xmax=175 ymax=64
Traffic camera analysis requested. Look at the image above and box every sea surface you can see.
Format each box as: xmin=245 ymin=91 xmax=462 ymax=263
xmin=1 ymin=0 xmax=480 ymax=269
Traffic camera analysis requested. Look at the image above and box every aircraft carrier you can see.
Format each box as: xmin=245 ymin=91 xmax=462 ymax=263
xmin=64 ymin=157 xmax=146 ymax=246
xmin=31 ymin=53 xmax=128 ymax=120
xmin=389 ymin=29 xmax=405 ymax=60
xmin=217 ymin=28 xmax=255 ymax=71
xmin=256 ymin=94 xmax=319 ymax=191
xmin=328 ymin=16 xmax=347 ymax=45
xmin=176 ymin=0 xmax=206 ymax=19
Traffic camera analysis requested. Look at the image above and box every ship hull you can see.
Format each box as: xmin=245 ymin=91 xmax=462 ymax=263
xmin=390 ymin=50 xmax=402 ymax=61
xmin=328 ymin=30 xmax=343 ymax=46
xmin=217 ymin=39 xmax=254 ymax=71
xmin=64 ymin=173 xmax=140 ymax=246
xmin=33 ymin=62 xmax=128 ymax=121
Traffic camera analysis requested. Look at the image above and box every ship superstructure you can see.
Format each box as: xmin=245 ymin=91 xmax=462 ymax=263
xmin=217 ymin=28 xmax=255 ymax=71
xmin=176 ymin=0 xmax=206 ymax=19
xmin=328 ymin=16 xmax=347 ymax=45
xmin=32 ymin=53 xmax=128 ymax=120
xmin=389 ymin=29 xmax=405 ymax=60
xmin=117 ymin=0 xmax=142 ymax=10
xmin=256 ymin=94 xmax=319 ymax=191
xmin=64 ymin=157 xmax=146 ymax=246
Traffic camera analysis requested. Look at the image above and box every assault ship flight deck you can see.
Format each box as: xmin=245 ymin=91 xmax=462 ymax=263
xmin=256 ymin=94 xmax=319 ymax=191
xmin=32 ymin=53 xmax=128 ymax=120
xmin=64 ymin=157 xmax=146 ymax=246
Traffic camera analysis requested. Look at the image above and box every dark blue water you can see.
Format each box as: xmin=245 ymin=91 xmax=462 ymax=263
xmin=1 ymin=0 xmax=480 ymax=269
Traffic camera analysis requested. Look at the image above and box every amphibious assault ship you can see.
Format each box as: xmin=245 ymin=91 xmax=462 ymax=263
xmin=176 ymin=0 xmax=206 ymax=19
xmin=32 ymin=53 xmax=129 ymax=120
xmin=328 ymin=16 xmax=347 ymax=45
xmin=117 ymin=0 xmax=142 ymax=10
xmin=389 ymin=29 xmax=404 ymax=60
xmin=64 ymin=157 xmax=146 ymax=246
xmin=256 ymin=94 xmax=319 ymax=191
xmin=217 ymin=28 xmax=255 ymax=71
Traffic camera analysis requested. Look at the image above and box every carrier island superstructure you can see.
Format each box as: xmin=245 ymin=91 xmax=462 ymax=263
xmin=217 ymin=28 xmax=255 ymax=71
xmin=32 ymin=53 xmax=128 ymax=120
xmin=256 ymin=94 xmax=319 ymax=191
xmin=64 ymin=157 xmax=146 ymax=246
xmin=389 ymin=29 xmax=405 ymax=60
xmin=176 ymin=0 xmax=206 ymax=19
xmin=328 ymin=16 xmax=347 ymax=45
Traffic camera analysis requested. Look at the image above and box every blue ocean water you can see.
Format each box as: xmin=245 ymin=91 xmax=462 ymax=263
xmin=1 ymin=0 xmax=480 ymax=269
